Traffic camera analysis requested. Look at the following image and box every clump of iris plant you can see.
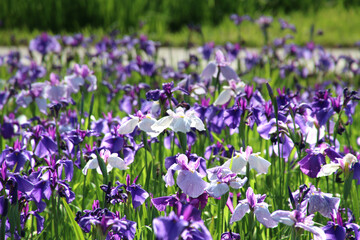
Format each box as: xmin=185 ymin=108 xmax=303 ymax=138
xmin=152 ymin=204 xmax=211 ymax=240
xmin=75 ymin=200 xmax=137 ymax=239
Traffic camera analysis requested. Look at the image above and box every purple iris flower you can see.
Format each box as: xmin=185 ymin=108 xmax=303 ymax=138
xmin=224 ymin=42 xmax=241 ymax=62
xmin=75 ymin=201 xmax=136 ymax=239
xmin=125 ymin=175 xmax=149 ymax=209
xmin=101 ymin=175 xmax=148 ymax=209
xmin=298 ymin=145 xmax=328 ymax=178
xmin=201 ymin=50 xmax=239 ymax=81
xmin=164 ymin=154 xmax=208 ymax=198
xmin=62 ymin=33 xmax=84 ymax=47
xmin=244 ymin=52 xmax=260 ymax=71
xmin=256 ymin=16 xmax=273 ymax=29
xmin=65 ymin=64 xmax=97 ymax=94
xmin=221 ymin=231 xmax=241 ymax=240
xmin=317 ymin=53 xmax=335 ymax=72
xmin=204 ymin=142 xmax=235 ymax=161
xmin=34 ymin=135 xmax=58 ymax=159
xmin=101 ymin=181 xmax=128 ymax=205
xmin=100 ymin=133 xmax=124 ymax=153
xmin=311 ymin=90 xmax=334 ymax=126
xmin=198 ymin=42 xmax=215 ymax=61
xmin=299 ymin=144 xmax=346 ymax=178
xmin=256 ymin=117 xmax=295 ymax=159
xmin=223 ymin=98 xmax=246 ymax=129
xmin=230 ymin=187 xmax=278 ymax=228
xmin=29 ymin=33 xmax=61 ymax=55
xmin=322 ymin=209 xmax=360 ymax=240
xmin=139 ymin=34 xmax=158 ymax=56
xmin=230 ymin=14 xmax=252 ymax=25
xmin=0 ymin=91 xmax=9 ymax=111
xmin=0 ymin=114 xmax=19 ymax=139
xmin=152 ymin=204 xmax=211 ymax=240
xmin=278 ymin=18 xmax=296 ymax=32
xmin=153 ymin=192 xmax=209 ymax=213
xmin=0 ymin=139 xmax=33 ymax=173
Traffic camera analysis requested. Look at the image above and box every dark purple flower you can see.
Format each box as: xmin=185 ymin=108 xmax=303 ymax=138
xmin=322 ymin=209 xmax=360 ymax=240
xmin=153 ymin=204 xmax=211 ymax=240
xmin=1 ymin=139 xmax=33 ymax=173
xmin=198 ymin=42 xmax=215 ymax=61
xmin=298 ymin=147 xmax=327 ymax=178
xmin=76 ymin=203 xmax=136 ymax=239
xmin=221 ymin=231 xmax=241 ymax=240
xmin=34 ymin=135 xmax=58 ymax=159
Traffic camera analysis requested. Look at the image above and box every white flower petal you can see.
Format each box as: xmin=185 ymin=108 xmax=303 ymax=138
xmin=213 ymin=89 xmax=233 ymax=106
xmin=223 ymin=154 xmax=247 ymax=175
xmin=317 ymin=163 xmax=340 ymax=177
xmin=248 ymin=154 xmax=271 ymax=174
xmin=82 ymin=158 xmax=99 ymax=175
xmin=138 ymin=117 xmax=156 ymax=133
xmin=189 ymin=115 xmax=205 ymax=131
xmin=86 ymin=75 xmax=97 ymax=91
xmin=107 ymin=154 xmax=128 ymax=170
xmin=118 ymin=117 xmax=139 ymax=135
xmin=170 ymin=118 xmax=191 ymax=133
xmin=151 ymin=116 xmax=173 ymax=133
xmin=271 ymin=210 xmax=295 ymax=226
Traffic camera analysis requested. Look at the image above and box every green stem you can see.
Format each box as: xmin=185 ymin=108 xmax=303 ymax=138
xmin=52 ymin=195 xmax=59 ymax=239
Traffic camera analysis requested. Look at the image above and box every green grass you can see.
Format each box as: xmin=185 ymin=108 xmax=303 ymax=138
xmin=148 ymin=6 xmax=360 ymax=47
xmin=0 ymin=6 xmax=359 ymax=47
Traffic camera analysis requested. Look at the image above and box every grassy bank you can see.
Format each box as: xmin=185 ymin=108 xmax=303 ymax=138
xmin=0 ymin=6 xmax=359 ymax=47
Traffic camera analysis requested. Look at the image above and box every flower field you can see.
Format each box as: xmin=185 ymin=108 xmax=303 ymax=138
xmin=0 ymin=16 xmax=360 ymax=239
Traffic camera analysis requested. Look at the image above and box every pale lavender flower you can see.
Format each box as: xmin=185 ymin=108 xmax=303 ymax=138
xmin=206 ymin=167 xmax=247 ymax=198
xmin=163 ymin=154 xmax=208 ymax=198
xmin=65 ymin=64 xmax=97 ymax=94
xmin=201 ymin=50 xmax=239 ymax=81
xmin=271 ymin=210 xmax=326 ymax=240
xmin=230 ymin=187 xmax=277 ymax=228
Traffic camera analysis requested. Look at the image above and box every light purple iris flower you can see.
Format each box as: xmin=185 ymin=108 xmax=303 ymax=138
xmin=230 ymin=187 xmax=277 ymax=228
xmin=206 ymin=167 xmax=247 ymax=198
xmin=163 ymin=154 xmax=208 ymax=198
xmin=65 ymin=64 xmax=97 ymax=94
xmin=271 ymin=210 xmax=326 ymax=240
xmin=201 ymin=50 xmax=239 ymax=81
xmin=290 ymin=184 xmax=340 ymax=219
